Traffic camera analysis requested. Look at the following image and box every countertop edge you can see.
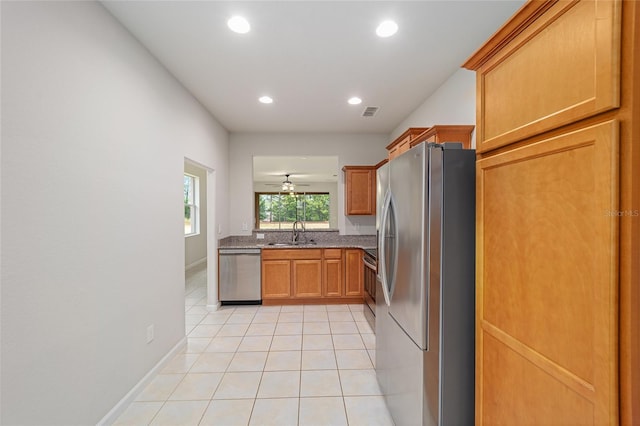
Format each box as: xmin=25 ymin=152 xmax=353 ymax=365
xmin=218 ymin=243 xmax=376 ymax=250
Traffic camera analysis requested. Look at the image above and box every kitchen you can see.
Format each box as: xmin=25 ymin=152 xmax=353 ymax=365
xmin=2 ymin=1 xmax=639 ymax=425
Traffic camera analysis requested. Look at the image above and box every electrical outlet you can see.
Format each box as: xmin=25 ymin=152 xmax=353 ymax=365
xmin=146 ymin=324 xmax=154 ymax=344
xmin=256 ymin=233 xmax=265 ymax=239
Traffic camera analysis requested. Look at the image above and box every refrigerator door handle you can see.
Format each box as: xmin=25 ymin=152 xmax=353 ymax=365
xmin=379 ymin=190 xmax=396 ymax=307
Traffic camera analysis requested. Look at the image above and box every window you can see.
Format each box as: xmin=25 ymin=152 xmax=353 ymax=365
xmin=184 ymin=174 xmax=199 ymax=235
xmin=256 ymin=192 xmax=330 ymax=230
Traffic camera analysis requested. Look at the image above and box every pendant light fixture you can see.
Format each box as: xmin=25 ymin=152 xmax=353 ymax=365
xmin=282 ymin=174 xmax=295 ymax=193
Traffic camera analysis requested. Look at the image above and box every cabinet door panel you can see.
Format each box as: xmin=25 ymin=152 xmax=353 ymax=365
xmin=344 ymin=249 xmax=363 ymax=297
xmin=476 ymin=121 xmax=619 ymax=424
xmin=481 ymin=332 xmax=595 ymax=425
xmin=293 ymin=259 xmax=322 ymax=298
xmin=344 ymin=168 xmax=375 ymax=215
xmin=262 ymin=260 xmax=291 ymax=299
xmin=324 ymin=258 xmax=343 ymax=297
xmin=476 ymin=0 xmax=620 ymax=152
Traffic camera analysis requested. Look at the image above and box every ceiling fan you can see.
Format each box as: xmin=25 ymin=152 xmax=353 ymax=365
xmin=264 ymin=173 xmax=310 ymax=191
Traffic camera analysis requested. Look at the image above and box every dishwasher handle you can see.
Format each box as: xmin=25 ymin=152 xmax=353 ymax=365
xmin=219 ymin=248 xmax=261 ymax=255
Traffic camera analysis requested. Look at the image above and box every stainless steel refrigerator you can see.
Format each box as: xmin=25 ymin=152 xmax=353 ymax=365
xmin=376 ymin=142 xmax=475 ymax=426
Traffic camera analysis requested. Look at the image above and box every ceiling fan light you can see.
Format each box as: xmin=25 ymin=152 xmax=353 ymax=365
xmin=282 ymin=174 xmax=295 ymax=192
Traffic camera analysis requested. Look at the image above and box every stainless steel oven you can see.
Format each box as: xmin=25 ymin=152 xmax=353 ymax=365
xmin=363 ymin=248 xmax=377 ymax=332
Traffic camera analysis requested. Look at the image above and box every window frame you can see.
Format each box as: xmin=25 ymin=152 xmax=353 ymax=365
xmin=254 ymin=191 xmax=330 ymax=230
xmin=184 ymin=173 xmax=200 ymax=236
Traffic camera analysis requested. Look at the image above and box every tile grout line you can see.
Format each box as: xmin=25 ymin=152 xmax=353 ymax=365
xmin=126 ymin=285 xmax=381 ymax=425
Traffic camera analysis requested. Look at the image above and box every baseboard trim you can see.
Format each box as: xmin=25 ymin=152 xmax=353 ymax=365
xmin=97 ymin=336 xmax=187 ymax=425
xmin=185 ymin=257 xmax=207 ymax=271
xmin=207 ymin=302 xmax=222 ymax=312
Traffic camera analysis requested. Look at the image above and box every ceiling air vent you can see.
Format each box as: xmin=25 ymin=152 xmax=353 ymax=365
xmin=361 ymin=106 xmax=379 ymax=117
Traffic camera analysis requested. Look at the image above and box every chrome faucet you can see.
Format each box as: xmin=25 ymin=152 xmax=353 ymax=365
xmin=292 ymin=220 xmax=306 ymax=243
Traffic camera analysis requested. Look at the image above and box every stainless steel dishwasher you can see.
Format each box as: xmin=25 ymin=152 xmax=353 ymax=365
xmin=218 ymin=248 xmax=261 ymax=305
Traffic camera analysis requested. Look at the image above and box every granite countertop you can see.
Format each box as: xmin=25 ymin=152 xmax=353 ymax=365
xmin=218 ymin=230 xmax=376 ymax=250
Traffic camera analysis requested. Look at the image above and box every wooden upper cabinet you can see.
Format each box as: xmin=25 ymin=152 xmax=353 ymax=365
xmin=343 ymin=166 xmax=376 ymax=215
xmin=386 ymin=127 xmax=429 ymax=160
xmin=463 ymin=0 xmax=621 ymax=152
xmin=410 ymin=125 xmax=475 ymax=149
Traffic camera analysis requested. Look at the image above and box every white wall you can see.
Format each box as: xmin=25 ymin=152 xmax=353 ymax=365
xmin=184 ymin=161 xmax=208 ymax=269
xmin=229 ymin=133 xmax=388 ymax=236
xmin=1 ymin=2 xmax=228 ymax=425
xmin=390 ymin=69 xmax=477 ymax=146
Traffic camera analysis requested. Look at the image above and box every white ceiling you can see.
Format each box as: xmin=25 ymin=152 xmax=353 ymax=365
xmin=102 ymin=0 xmax=525 ymax=134
xmin=253 ymin=155 xmax=339 ymax=183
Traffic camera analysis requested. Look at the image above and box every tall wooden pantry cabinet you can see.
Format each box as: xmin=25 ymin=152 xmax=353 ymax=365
xmin=463 ymin=0 xmax=639 ymax=424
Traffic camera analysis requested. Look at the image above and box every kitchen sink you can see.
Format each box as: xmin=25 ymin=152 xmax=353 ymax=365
xmin=266 ymin=241 xmax=317 ymax=246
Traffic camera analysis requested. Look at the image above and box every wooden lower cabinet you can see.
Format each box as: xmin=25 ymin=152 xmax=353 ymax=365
xmin=262 ymin=248 xmax=361 ymax=304
xmin=476 ymin=121 xmax=619 ymax=424
xmin=261 ymin=259 xmax=291 ymax=299
xmin=323 ymin=248 xmax=343 ymax=297
xmin=344 ymin=249 xmax=363 ymax=297
xmin=292 ymin=259 xmax=322 ymax=297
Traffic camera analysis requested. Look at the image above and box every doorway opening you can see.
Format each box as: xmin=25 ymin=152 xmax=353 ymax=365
xmin=184 ymin=159 xmax=219 ymax=330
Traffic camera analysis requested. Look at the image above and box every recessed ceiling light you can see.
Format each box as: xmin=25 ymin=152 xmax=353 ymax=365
xmin=348 ymin=97 xmax=362 ymax=105
xmin=228 ymin=16 xmax=250 ymax=34
xmin=259 ymin=95 xmax=273 ymax=104
xmin=376 ymin=20 xmax=398 ymax=38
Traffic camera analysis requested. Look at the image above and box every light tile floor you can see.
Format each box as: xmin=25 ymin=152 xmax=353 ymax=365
xmin=114 ymin=265 xmax=394 ymax=425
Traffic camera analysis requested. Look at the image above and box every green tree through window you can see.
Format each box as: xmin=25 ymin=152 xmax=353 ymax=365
xmin=184 ymin=174 xmax=199 ymax=235
xmin=256 ymin=192 xmax=330 ymax=229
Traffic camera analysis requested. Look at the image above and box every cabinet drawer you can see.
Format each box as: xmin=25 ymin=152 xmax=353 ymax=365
xmin=472 ymin=0 xmax=620 ymax=152
xmin=323 ymin=248 xmax=342 ymax=259
xmin=262 ymin=248 xmax=322 ymax=260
